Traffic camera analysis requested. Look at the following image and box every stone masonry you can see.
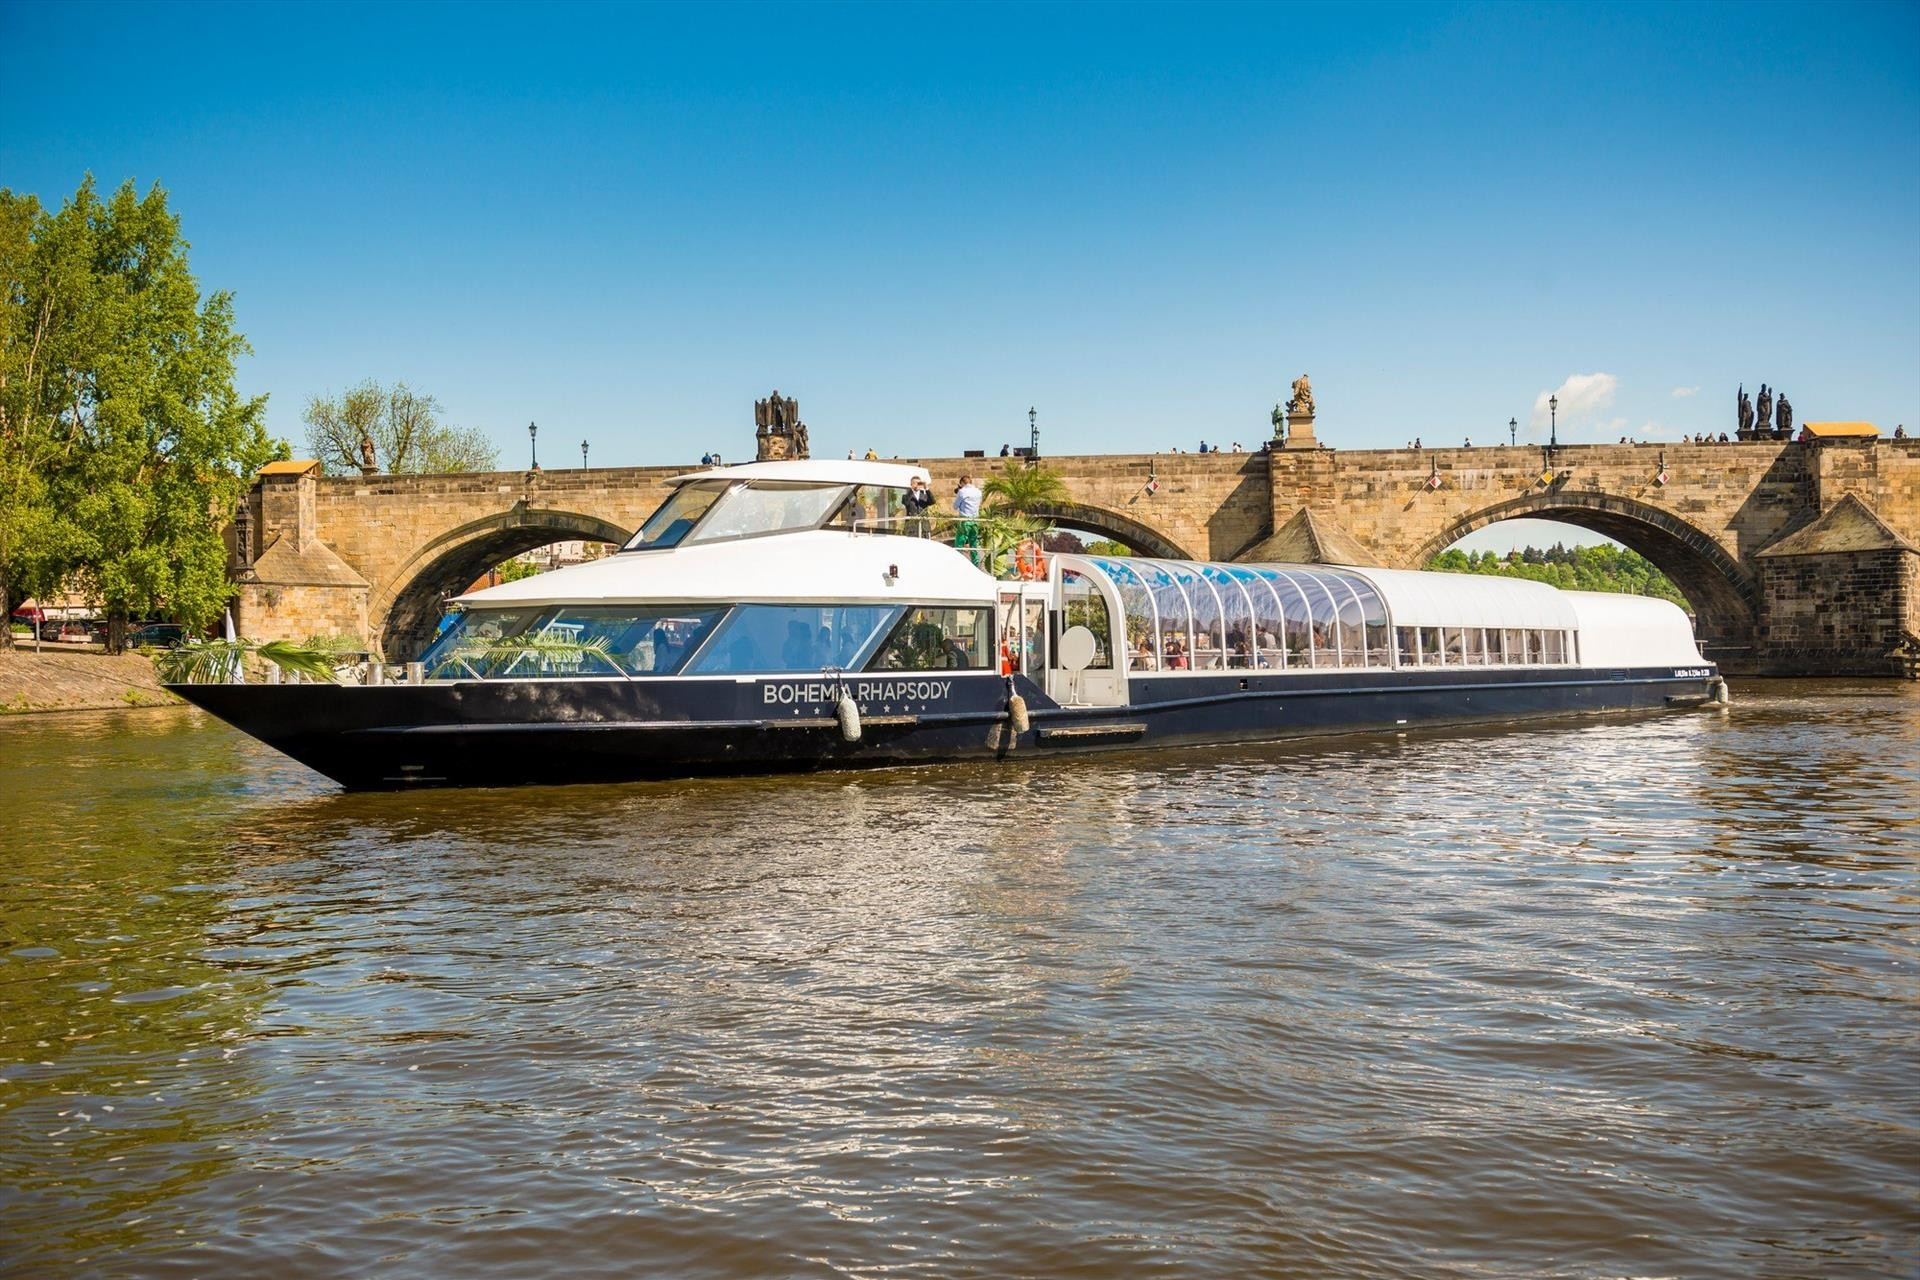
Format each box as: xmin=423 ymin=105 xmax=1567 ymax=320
xmin=228 ymin=439 xmax=1920 ymax=675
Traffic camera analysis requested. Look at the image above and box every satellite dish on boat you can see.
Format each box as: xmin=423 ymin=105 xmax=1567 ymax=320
xmin=1058 ymin=625 xmax=1097 ymax=672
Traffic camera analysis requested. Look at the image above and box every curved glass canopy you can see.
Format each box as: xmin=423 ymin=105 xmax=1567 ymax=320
xmin=1066 ymin=556 xmax=1572 ymax=671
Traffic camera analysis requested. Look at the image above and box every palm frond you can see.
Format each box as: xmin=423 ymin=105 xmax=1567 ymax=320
xmin=430 ymin=633 xmax=618 ymax=679
xmin=155 ymin=639 xmax=344 ymax=684
xmin=982 ymin=463 xmax=1069 ymax=515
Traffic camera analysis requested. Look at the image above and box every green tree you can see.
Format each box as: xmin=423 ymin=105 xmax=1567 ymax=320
xmin=2 ymin=178 xmax=279 ymax=651
xmin=1426 ymin=541 xmax=1689 ymax=610
xmin=304 ymin=379 xmax=498 ymax=474
xmin=0 ymin=188 xmax=65 ymax=645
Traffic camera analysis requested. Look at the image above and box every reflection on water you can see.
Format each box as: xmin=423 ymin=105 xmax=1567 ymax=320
xmin=1 ymin=684 xmax=1916 ymax=1278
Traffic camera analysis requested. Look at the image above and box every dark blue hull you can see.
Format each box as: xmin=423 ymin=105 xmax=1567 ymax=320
xmin=169 ymin=664 xmax=1720 ymax=790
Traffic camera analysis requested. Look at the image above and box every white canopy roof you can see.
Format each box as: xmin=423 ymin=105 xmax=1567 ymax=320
xmin=1343 ymin=567 xmax=1579 ymax=631
xmin=457 ymin=529 xmax=996 ymax=609
xmin=1562 ymin=591 xmax=1704 ymax=666
xmin=668 ymin=459 xmax=930 ymax=488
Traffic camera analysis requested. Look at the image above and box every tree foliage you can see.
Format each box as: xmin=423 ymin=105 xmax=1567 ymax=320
xmin=982 ymin=463 xmax=1069 ymax=517
xmin=1426 ymin=543 xmax=1690 ymax=610
xmin=304 ymin=379 xmax=498 ymax=475
xmin=0 ymin=177 xmax=279 ymax=650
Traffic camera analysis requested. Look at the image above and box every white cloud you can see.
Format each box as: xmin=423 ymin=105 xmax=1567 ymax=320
xmin=1671 ymin=386 xmax=1699 ymax=398
xmin=1531 ymin=372 xmax=1618 ymax=430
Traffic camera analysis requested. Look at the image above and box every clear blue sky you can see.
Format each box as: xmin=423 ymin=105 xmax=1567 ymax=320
xmin=3 ymin=0 xmax=1917 ymax=476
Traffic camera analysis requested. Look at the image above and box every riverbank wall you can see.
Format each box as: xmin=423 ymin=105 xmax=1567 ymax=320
xmin=0 ymin=650 xmax=180 ymax=714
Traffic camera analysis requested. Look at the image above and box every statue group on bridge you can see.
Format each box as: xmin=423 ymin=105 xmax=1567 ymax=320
xmin=754 ymin=390 xmax=810 ymax=460
xmin=1736 ymin=383 xmax=1794 ymax=441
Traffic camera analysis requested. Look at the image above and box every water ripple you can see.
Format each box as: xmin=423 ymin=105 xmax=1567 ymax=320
xmin=0 ymin=684 xmax=1916 ymax=1278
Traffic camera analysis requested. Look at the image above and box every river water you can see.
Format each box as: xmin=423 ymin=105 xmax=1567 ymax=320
xmin=0 ymin=681 xmax=1915 ymax=1279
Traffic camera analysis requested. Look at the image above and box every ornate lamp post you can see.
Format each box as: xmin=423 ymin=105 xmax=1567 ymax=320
xmin=581 ymin=439 xmax=589 ymax=470
xmin=1548 ymin=394 xmax=1558 ymax=451
xmin=1509 ymin=417 xmax=1517 ymax=447
xmin=1028 ymin=406 xmax=1039 ymax=461
xmin=528 ymin=421 xmax=539 ymax=471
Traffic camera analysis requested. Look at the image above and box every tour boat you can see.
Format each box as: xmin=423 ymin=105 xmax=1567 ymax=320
xmin=171 ymin=459 xmax=1724 ymax=790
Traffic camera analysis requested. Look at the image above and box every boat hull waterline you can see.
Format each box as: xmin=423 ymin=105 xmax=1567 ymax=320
xmin=170 ymin=665 xmax=1720 ymax=791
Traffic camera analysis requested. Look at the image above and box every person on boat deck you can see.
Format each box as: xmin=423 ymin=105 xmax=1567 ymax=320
xmin=1131 ymin=639 xmax=1157 ymax=670
xmin=952 ymin=475 xmax=983 ymax=565
xmin=1166 ymin=637 xmax=1190 ymax=670
xmin=903 ymin=476 xmax=935 ymax=536
xmin=782 ymin=621 xmax=816 ymax=669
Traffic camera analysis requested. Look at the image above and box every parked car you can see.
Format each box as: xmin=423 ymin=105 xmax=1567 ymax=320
xmin=11 ymin=605 xmax=47 ymax=628
xmin=40 ymin=619 xmax=95 ymax=643
xmin=127 ymin=623 xmax=188 ymax=648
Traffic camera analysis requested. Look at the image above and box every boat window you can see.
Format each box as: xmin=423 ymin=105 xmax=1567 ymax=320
xmin=1093 ymin=558 xmax=1160 ymax=670
xmin=685 ymin=604 xmax=899 ymax=674
xmin=1465 ymin=627 xmax=1487 ymax=665
xmin=1443 ymin=627 xmax=1466 ymax=665
xmin=622 ymin=480 xmax=728 ymax=551
xmin=1200 ymin=566 xmax=1255 ymax=669
xmin=1527 ymin=629 xmax=1546 ymax=663
xmin=1060 ymin=569 xmax=1114 ymax=670
xmin=685 ymin=481 xmax=850 ymax=544
xmin=1270 ymin=570 xmax=1315 ymax=666
xmin=1330 ymin=578 xmax=1369 ymax=668
xmin=1298 ymin=571 xmax=1343 ymax=667
xmin=869 ymin=606 xmax=991 ymax=671
xmin=1418 ymin=626 xmax=1443 ymax=666
xmin=1230 ymin=567 xmax=1286 ymax=669
xmin=423 ymin=605 xmax=727 ymax=679
xmin=1337 ymin=574 xmax=1391 ymax=666
xmin=1139 ymin=563 xmax=1193 ymax=670
xmin=827 ymin=484 xmax=909 ymax=534
xmin=1503 ymin=628 xmax=1525 ymax=665
xmin=1396 ymin=626 xmax=1419 ymax=667
xmin=1545 ymin=630 xmax=1567 ymax=664
xmin=1171 ymin=563 xmax=1225 ymax=670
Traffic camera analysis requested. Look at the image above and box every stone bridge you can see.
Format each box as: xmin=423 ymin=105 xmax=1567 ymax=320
xmin=232 ymin=438 xmax=1920 ymax=676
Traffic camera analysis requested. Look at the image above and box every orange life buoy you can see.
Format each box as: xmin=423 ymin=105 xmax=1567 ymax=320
xmin=1015 ymin=540 xmax=1047 ymax=581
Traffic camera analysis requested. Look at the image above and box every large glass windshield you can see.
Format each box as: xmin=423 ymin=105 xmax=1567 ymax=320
xmin=685 ymin=482 xmax=849 ymax=544
xmin=685 ymin=604 xmax=900 ymax=674
xmin=421 ymin=605 xmax=727 ymax=678
xmin=624 ymin=481 xmax=727 ymax=551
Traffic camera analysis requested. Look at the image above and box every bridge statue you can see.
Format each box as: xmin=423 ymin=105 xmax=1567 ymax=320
xmin=1737 ymin=385 xmax=1754 ymax=439
xmin=754 ymin=390 xmax=810 ymax=461
xmin=1777 ymin=393 xmax=1793 ymax=438
xmin=1286 ymin=373 xmax=1315 ymax=418
xmin=1270 ymin=402 xmax=1287 ymax=443
xmin=1756 ymin=384 xmax=1773 ymax=437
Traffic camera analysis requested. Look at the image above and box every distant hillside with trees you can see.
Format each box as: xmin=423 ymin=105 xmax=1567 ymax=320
xmin=1426 ymin=544 xmax=1689 ymax=610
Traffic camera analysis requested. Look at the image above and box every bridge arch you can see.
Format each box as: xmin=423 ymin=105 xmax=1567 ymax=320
xmin=1409 ymin=490 xmax=1758 ymax=653
xmin=375 ymin=505 xmax=633 ymax=659
xmin=1025 ymin=500 xmax=1195 ymax=560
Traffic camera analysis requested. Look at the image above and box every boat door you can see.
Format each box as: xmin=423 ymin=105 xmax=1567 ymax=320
xmin=996 ymin=583 xmax=1049 ymax=680
xmin=1046 ymin=568 xmax=1128 ymax=707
